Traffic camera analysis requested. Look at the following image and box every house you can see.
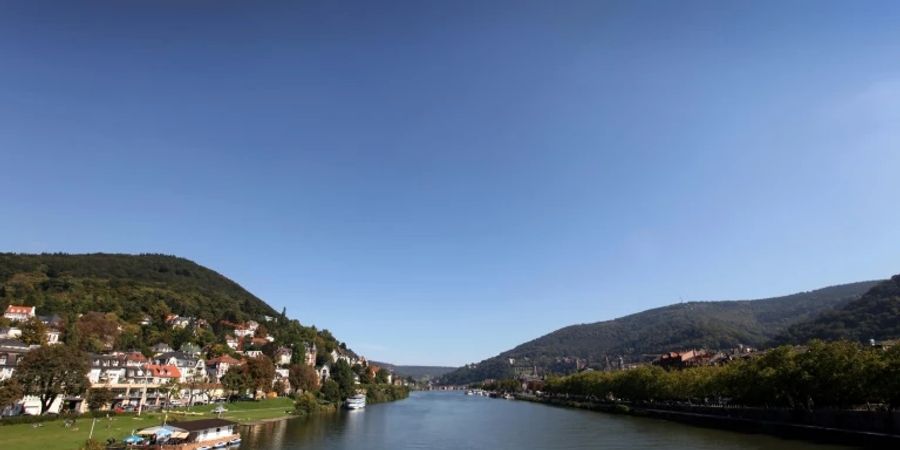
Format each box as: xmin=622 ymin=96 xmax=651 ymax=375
xmin=45 ymin=329 xmax=61 ymax=345
xmin=205 ymin=355 xmax=243 ymax=383
xmin=233 ymin=325 xmax=254 ymax=338
xmin=653 ymin=350 xmax=714 ymax=369
xmin=0 ymin=327 xmax=20 ymax=339
xmin=87 ymin=354 xmax=128 ymax=384
xmin=151 ymin=342 xmax=174 ymax=355
xmin=304 ymin=343 xmax=317 ymax=367
xmin=180 ymin=342 xmax=202 ymax=355
xmin=0 ymin=340 xmax=29 ymax=381
xmin=243 ymin=350 xmax=263 ymax=358
xmin=225 ymin=335 xmax=239 ymax=350
xmin=139 ymin=315 xmax=152 ymax=326
xmin=145 ymin=364 xmax=182 ymax=384
xmin=152 ymin=352 xmax=205 ymax=382
xmin=165 ymin=314 xmax=192 ymax=329
xmin=124 ymin=352 xmax=148 ymax=367
xmin=274 ymin=347 xmax=292 ymax=366
xmin=3 ymin=305 xmax=35 ymax=322
xmin=37 ymin=314 xmax=63 ymax=328
xmin=318 ymin=364 xmax=330 ymax=382
xmin=164 ymin=418 xmax=238 ymax=444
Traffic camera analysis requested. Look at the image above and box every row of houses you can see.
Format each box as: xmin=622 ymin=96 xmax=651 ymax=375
xmin=2 ymin=304 xmax=392 ymax=415
xmin=1 ymin=305 xmax=63 ymax=344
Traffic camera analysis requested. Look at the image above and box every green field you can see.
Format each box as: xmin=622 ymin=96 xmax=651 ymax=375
xmin=0 ymin=398 xmax=296 ymax=450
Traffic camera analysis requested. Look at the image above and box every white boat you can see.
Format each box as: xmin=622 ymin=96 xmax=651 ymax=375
xmin=466 ymin=390 xmax=474 ymax=395
xmin=228 ymin=437 xmax=242 ymax=445
xmin=344 ymin=393 xmax=366 ymax=410
xmin=213 ymin=442 xmax=228 ymax=449
xmin=197 ymin=447 xmax=212 ymax=450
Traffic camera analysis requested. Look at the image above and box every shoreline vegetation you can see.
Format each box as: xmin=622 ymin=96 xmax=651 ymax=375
xmin=483 ymin=340 xmax=900 ymax=446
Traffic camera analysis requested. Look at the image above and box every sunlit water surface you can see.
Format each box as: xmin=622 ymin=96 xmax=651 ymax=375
xmin=240 ymin=391 xmax=853 ymax=450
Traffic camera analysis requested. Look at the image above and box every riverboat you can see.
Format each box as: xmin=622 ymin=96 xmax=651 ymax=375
xmin=345 ymin=393 xmax=367 ymax=410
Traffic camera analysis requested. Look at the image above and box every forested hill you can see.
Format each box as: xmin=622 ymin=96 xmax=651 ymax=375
xmin=0 ymin=253 xmax=276 ymax=320
xmin=777 ymin=275 xmax=900 ymax=344
xmin=439 ymin=280 xmax=880 ymax=385
xmin=0 ymin=253 xmax=348 ymax=356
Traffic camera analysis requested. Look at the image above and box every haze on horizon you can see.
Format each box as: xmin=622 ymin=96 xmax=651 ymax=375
xmin=2 ymin=1 xmax=900 ymax=366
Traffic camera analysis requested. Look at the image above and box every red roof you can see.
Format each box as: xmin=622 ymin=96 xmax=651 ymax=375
xmin=126 ymin=352 xmax=148 ymax=362
xmin=206 ymin=355 xmax=243 ymax=367
xmin=4 ymin=305 xmax=35 ymax=315
xmin=145 ymin=364 xmax=181 ymax=378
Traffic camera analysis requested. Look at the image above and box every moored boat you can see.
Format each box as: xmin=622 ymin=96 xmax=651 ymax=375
xmin=345 ymin=393 xmax=367 ymax=410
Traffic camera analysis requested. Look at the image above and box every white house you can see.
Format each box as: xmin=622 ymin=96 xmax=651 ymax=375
xmin=152 ymin=352 xmax=205 ymax=382
xmin=3 ymin=305 xmax=35 ymax=322
xmin=274 ymin=347 xmax=292 ymax=366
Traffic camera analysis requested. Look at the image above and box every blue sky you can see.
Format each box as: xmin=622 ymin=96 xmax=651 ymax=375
xmin=2 ymin=1 xmax=900 ymax=366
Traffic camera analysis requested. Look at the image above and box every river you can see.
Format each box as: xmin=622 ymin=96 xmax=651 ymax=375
xmin=239 ymin=391 xmax=853 ymax=449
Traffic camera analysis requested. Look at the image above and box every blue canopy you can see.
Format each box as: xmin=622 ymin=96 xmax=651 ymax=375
xmin=123 ymin=435 xmax=144 ymax=444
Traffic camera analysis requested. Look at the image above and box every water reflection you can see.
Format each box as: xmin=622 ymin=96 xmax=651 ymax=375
xmin=239 ymin=392 xmax=854 ymax=450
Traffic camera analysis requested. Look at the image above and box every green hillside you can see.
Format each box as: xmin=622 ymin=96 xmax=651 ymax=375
xmin=777 ymin=275 xmax=900 ymax=344
xmin=439 ymin=280 xmax=880 ymax=385
xmin=0 ymin=253 xmax=346 ymax=356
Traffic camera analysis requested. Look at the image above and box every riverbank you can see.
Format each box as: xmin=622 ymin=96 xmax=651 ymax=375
xmin=0 ymin=398 xmax=297 ymax=450
xmin=517 ymin=394 xmax=900 ymax=447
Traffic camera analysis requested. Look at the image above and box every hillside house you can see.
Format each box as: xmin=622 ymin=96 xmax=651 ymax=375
xmin=274 ymin=347 xmax=292 ymax=366
xmin=304 ymin=343 xmax=317 ymax=366
xmin=0 ymin=340 xmax=29 ymax=381
xmin=205 ymin=355 xmax=243 ymax=383
xmin=151 ymin=342 xmax=174 ymax=355
xmin=88 ymin=354 xmax=128 ymax=384
xmin=3 ymin=305 xmax=35 ymax=322
xmin=145 ymin=364 xmax=182 ymax=384
xmin=152 ymin=352 xmax=205 ymax=382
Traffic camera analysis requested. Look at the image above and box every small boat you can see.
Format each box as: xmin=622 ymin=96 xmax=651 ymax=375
xmin=197 ymin=447 xmax=212 ymax=450
xmin=466 ymin=390 xmax=474 ymax=395
xmin=228 ymin=437 xmax=242 ymax=445
xmin=344 ymin=393 xmax=366 ymax=410
xmin=213 ymin=442 xmax=228 ymax=448
xmin=503 ymin=393 xmax=515 ymax=400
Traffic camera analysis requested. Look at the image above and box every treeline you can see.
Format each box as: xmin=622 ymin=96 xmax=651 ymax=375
xmin=544 ymin=341 xmax=900 ymax=410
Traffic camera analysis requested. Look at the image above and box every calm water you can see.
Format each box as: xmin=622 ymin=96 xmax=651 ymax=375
xmin=240 ymin=391 xmax=853 ymax=450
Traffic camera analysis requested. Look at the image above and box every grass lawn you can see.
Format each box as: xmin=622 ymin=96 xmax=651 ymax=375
xmin=0 ymin=398 xmax=296 ymax=450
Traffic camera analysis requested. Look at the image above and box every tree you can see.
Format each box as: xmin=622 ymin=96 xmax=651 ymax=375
xmin=221 ymin=366 xmax=251 ymax=399
xmin=87 ymin=387 xmax=115 ymax=411
xmin=0 ymin=379 xmax=24 ymax=410
xmin=289 ymin=364 xmax=319 ymax=393
xmin=374 ymin=367 xmax=390 ymax=384
xmin=76 ymin=312 xmax=121 ymax=352
xmin=320 ymin=380 xmax=341 ymax=403
xmin=12 ymin=345 xmax=89 ymax=414
xmin=19 ymin=317 xmax=47 ymax=345
xmin=273 ymin=380 xmax=287 ymax=396
xmin=331 ymin=359 xmax=355 ymax=399
xmin=246 ymin=356 xmax=276 ymax=398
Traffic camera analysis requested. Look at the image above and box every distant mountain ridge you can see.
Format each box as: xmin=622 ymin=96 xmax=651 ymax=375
xmin=439 ymin=280 xmax=881 ymax=385
xmin=369 ymin=361 xmax=456 ymax=380
xmin=777 ymin=275 xmax=900 ymax=344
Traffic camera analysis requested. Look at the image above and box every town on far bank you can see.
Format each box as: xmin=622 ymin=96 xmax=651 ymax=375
xmin=0 ymin=303 xmax=412 ymax=418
